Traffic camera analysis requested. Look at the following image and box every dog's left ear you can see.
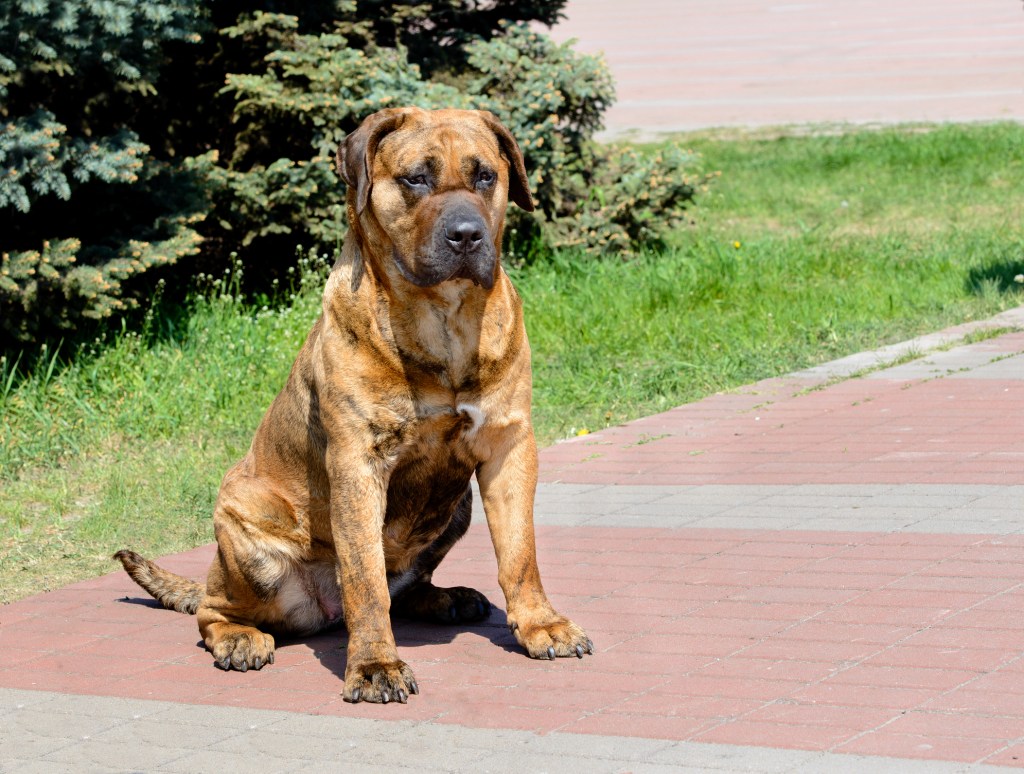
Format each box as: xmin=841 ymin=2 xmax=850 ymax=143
xmin=480 ymin=112 xmax=535 ymax=213
xmin=336 ymin=109 xmax=407 ymax=215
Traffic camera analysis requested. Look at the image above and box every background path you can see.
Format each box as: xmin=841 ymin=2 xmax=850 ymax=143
xmin=550 ymin=0 xmax=1024 ymax=136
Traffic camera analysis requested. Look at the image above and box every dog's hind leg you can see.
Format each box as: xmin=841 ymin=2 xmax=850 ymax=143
xmin=196 ymin=544 xmax=279 ymax=672
xmin=391 ymin=487 xmax=492 ymax=624
xmin=194 ymin=479 xmax=315 ymax=672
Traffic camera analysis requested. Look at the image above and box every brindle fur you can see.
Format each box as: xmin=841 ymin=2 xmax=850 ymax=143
xmin=115 ymin=108 xmax=592 ymax=703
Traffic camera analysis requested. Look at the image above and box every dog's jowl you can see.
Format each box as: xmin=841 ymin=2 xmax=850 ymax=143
xmin=115 ymin=107 xmax=593 ymax=704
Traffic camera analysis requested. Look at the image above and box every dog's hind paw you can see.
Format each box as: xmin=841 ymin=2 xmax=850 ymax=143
xmin=209 ymin=627 xmax=276 ymax=672
xmin=343 ymin=658 xmax=418 ymax=703
xmin=393 ymin=583 xmax=492 ymax=624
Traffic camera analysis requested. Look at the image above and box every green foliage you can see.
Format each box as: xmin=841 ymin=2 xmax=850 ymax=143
xmin=0 ymin=111 xmax=147 ymax=212
xmin=465 ymin=23 xmax=611 ymax=215
xmin=202 ymin=10 xmax=464 ymax=256
xmin=0 ymin=0 xmax=204 ymax=97
xmin=0 ymin=0 xmax=207 ymax=342
xmin=337 ymin=0 xmax=566 ymax=75
xmin=465 ymin=24 xmax=706 ymax=259
xmin=207 ymin=14 xmax=703 ymax=267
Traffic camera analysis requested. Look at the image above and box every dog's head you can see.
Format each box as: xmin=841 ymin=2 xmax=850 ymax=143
xmin=336 ymin=107 xmax=533 ymax=291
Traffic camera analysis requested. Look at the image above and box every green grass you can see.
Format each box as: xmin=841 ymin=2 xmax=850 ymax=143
xmin=2 ymin=122 xmax=1023 ymax=601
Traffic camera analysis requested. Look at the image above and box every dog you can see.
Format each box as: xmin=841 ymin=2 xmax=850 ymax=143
xmin=115 ymin=107 xmax=592 ymax=704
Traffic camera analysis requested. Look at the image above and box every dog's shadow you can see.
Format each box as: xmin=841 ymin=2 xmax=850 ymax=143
xmin=297 ymin=609 xmax=521 ymax=679
xmin=117 ymin=595 xmax=165 ymax=609
xmin=116 ymin=595 xmax=522 ymax=679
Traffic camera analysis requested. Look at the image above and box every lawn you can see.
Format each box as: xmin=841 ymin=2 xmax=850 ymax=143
xmin=2 ymin=122 xmax=1023 ymax=601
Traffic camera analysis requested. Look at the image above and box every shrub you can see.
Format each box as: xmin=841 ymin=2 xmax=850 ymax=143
xmin=464 ymin=24 xmax=706 ymax=259
xmin=0 ymin=0 xmax=207 ymax=342
xmin=208 ymin=13 xmax=707 ymax=268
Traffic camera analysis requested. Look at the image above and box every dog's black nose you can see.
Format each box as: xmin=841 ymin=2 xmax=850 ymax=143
xmin=444 ymin=218 xmax=485 ymax=253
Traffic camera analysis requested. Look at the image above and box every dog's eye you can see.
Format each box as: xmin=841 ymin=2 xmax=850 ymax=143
xmin=476 ymin=169 xmax=495 ymax=188
xmin=400 ymin=175 xmax=429 ymax=189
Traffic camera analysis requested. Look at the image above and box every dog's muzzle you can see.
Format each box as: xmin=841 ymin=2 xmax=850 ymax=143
xmin=394 ymin=202 xmax=497 ymax=290
xmin=441 ymin=205 xmax=497 ymax=289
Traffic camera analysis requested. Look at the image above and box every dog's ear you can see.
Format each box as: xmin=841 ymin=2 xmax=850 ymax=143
xmin=480 ymin=112 xmax=535 ymax=213
xmin=336 ymin=109 xmax=406 ymax=215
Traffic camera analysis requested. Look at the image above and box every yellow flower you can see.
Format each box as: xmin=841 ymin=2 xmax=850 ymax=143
xmin=733 ymin=241 xmax=741 ymax=249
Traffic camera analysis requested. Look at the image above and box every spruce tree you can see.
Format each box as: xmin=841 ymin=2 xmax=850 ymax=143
xmin=0 ymin=0 xmax=206 ymax=341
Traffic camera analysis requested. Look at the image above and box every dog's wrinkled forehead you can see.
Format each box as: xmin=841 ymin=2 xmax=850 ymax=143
xmin=376 ymin=119 xmax=502 ymax=178
xmin=338 ymin=107 xmax=534 ymax=216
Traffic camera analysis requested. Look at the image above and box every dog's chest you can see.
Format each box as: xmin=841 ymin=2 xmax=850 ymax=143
xmin=380 ymin=401 xmax=482 ymax=564
xmin=407 ymin=399 xmax=487 ymax=459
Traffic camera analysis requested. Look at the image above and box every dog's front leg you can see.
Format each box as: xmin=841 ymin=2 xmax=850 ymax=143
xmin=327 ymin=453 xmax=418 ymax=703
xmin=477 ymin=427 xmax=594 ymax=660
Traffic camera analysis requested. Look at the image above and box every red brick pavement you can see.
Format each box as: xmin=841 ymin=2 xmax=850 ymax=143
xmin=3 ymin=525 xmax=1024 ymax=764
xmin=551 ymin=0 xmax=1024 ymax=135
xmin=540 ymin=331 xmax=1024 ymax=487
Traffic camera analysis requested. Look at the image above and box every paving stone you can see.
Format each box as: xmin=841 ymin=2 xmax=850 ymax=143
xmin=39 ymin=739 xmax=186 ymax=770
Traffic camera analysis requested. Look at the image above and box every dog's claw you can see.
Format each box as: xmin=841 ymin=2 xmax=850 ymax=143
xmin=268 ymin=651 xmax=275 ymax=665
xmin=547 ymin=646 xmax=556 ymax=660
xmin=409 ymin=680 xmax=419 ymax=695
xmin=253 ymin=657 xmax=262 ymax=670
xmin=347 ymin=687 xmax=361 ymax=703
xmin=217 ymin=657 xmax=231 ymax=671
xmin=575 ymin=645 xmax=584 ymax=659
xmin=381 ymin=690 xmax=390 ymax=704
xmin=238 ymin=661 xmax=248 ymax=673
xmin=397 ymin=689 xmax=408 ymax=703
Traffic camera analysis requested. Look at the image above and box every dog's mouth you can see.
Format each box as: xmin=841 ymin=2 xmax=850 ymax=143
xmin=452 ymin=263 xmax=494 ymax=289
xmin=392 ymin=245 xmax=496 ymax=290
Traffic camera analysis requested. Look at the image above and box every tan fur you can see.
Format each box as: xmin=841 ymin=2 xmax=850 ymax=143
xmin=116 ymin=108 xmax=592 ymax=702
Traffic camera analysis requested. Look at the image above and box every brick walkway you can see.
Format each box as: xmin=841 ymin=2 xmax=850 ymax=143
xmin=2 ymin=306 xmax=1023 ymax=771
xmin=548 ymin=0 xmax=1024 ymax=136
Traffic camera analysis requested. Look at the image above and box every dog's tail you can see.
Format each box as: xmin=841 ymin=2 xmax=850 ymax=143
xmin=113 ymin=549 xmax=205 ymax=615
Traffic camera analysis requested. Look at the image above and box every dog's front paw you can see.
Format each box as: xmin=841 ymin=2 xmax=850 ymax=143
xmin=209 ymin=627 xmax=275 ymax=672
xmin=509 ymin=614 xmax=594 ymax=660
xmin=343 ymin=658 xmax=419 ymax=704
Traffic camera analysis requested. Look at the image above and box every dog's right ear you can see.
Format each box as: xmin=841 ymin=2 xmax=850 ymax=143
xmin=336 ymin=109 xmax=406 ymax=216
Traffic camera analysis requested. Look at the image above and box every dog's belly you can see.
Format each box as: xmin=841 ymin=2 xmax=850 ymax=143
xmin=272 ymin=560 xmax=344 ymax=635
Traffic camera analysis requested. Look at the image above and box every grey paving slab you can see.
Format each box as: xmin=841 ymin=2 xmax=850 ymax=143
xmin=658 ymin=486 xmax=788 ymax=505
xmin=790 ymin=306 xmax=1024 ymax=382
xmin=39 ymin=739 xmax=188 ymax=771
xmin=528 ymin=483 xmax=1024 ymax=534
xmin=90 ymin=718 xmax=242 ymax=751
xmin=157 ymin=749 xmax=310 ymax=774
xmin=868 ymin=350 xmax=1024 ymax=381
xmin=686 ymin=515 xmax=807 ymax=530
xmin=949 ymin=353 xmax=1024 ymax=379
xmin=0 ymin=688 xmax=1011 ymax=774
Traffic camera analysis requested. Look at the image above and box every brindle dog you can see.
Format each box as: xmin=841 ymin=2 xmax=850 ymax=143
xmin=115 ymin=107 xmax=593 ymax=704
